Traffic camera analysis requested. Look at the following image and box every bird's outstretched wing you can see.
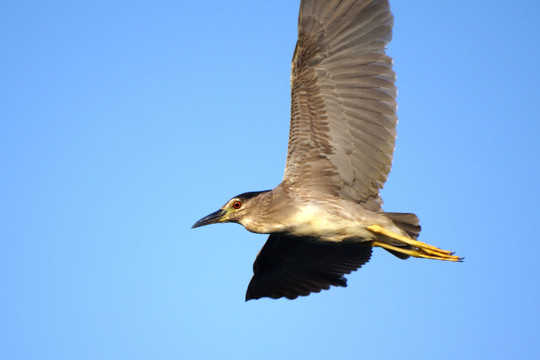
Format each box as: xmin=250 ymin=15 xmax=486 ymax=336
xmin=283 ymin=0 xmax=396 ymax=211
xmin=246 ymin=234 xmax=372 ymax=300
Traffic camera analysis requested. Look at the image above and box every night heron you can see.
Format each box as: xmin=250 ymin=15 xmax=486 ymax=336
xmin=193 ymin=0 xmax=462 ymax=301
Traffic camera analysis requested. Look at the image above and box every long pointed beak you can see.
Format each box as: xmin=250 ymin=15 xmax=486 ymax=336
xmin=192 ymin=209 xmax=227 ymax=229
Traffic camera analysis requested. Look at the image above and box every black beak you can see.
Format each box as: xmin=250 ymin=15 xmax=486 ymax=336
xmin=192 ymin=209 xmax=227 ymax=229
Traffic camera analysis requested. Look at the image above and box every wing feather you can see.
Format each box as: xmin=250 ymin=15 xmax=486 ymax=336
xmin=283 ymin=0 xmax=396 ymax=211
xmin=246 ymin=234 xmax=372 ymax=300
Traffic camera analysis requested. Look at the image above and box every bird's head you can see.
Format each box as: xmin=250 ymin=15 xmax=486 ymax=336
xmin=192 ymin=191 xmax=270 ymax=230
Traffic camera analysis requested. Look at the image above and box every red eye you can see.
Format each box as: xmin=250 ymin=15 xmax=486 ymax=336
xmin=232 ymin=201 xmax=242 ymax=209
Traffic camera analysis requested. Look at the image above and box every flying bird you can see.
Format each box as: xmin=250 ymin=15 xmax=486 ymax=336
xmin=193 ymin=0 xmax=462 ymax=301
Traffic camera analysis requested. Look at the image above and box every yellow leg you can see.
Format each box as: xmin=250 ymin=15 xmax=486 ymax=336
xmin=367 ymin=225 xmax=463 ymax=262
xmin=371 ymin=241 xmax=460 ymax=262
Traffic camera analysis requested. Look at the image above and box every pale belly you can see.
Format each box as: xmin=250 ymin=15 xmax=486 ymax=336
xmin=240 ymin=198 xmax=406 ymax=242
xmin=286 ymin=205 xmax=381 ymax=242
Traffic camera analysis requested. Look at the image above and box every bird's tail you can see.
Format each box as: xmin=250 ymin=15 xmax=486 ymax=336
xmin=381 ymin=212 xmax=421 ymax=259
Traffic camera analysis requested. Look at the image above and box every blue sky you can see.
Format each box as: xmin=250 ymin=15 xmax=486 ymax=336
xmin=1 ymin=1 xmax=539 ymax=359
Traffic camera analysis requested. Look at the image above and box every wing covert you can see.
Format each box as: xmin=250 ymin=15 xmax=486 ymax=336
xmin=283 ymin=0 xmax=396 ymax=211
xmin=246 ymin=234 xmax=372 ymax=300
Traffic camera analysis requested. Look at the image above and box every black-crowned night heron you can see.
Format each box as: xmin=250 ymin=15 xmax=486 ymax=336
xmin=193 ymin=0 xmax=462 ymax=301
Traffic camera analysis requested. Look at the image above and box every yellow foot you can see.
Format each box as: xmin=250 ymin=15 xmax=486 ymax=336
xmin=367 ymin=225 xmax=463 ymax=262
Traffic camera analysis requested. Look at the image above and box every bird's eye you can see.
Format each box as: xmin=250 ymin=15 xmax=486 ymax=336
xmin=232 ymin=201 xmax=242 ymax=209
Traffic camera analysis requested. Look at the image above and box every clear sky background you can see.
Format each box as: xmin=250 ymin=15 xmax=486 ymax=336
xmin=1 ymin=1 xmax=539 ymax=359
